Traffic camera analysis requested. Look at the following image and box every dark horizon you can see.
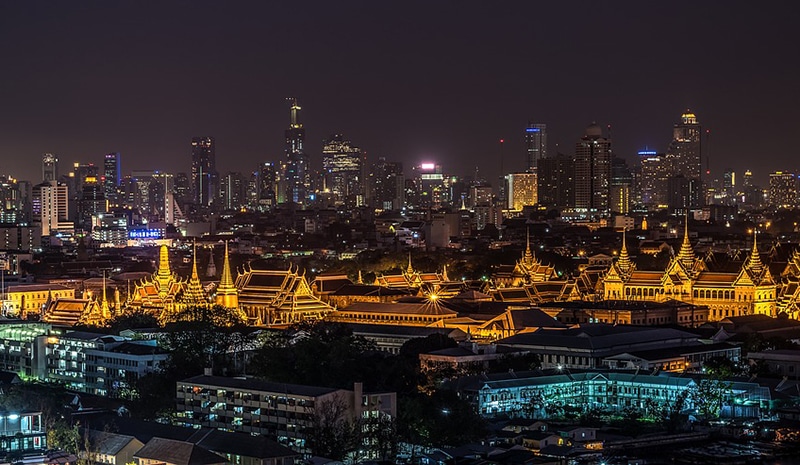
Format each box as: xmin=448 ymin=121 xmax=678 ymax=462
xmin=1 ymin=1 xmax=798 ymax=185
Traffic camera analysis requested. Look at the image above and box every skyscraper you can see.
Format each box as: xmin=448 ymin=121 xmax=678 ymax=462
xmin=322 ymin=134 xmax=363 ymax=208
xmin=574 ymin=123 xmax=612 ymax=214
xmin=32 ymin=180 xmax=70 ymax=237
xmin=191 ymin=137 xmax=217 ymax=207
xmin=505 ymin=172 xmax=537 ymax=211
xmin=667 ymin=111 xmax=702 ymax=207
xmin=537 ymin=152 xmax=575 ymax=208
xmin=284 ymin=98 xmax=308 ymax=204
xmin=42 ymin=153 xmax=59 ymax=182
xmin=103 ymin=152 xmax=122 ymax=202
xmin=370 ymin=158 xmax=404 ymax=210
xmin=638 ymin=150 xmax=669 ymax=209
xmin=769 ymin=171 xmax=798 ymax=209
xmin=258 ymin=162 xmax=278 ymax=209
xmin=524 ymin=123 xmax=547 ymax=173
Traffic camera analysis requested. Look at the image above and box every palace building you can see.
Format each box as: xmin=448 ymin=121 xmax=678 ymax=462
xmin=234 ymin=264 xmax=333 ymax=326
xmin=602 ymin=223 xmax=777 ymax=320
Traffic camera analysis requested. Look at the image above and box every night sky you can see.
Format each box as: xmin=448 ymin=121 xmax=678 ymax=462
xmin=1 ymin=1 xmax=798 ymax=185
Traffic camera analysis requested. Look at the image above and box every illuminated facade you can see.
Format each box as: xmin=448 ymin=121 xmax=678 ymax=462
xmin=126 ymin=245 xmax=188 ymax=322
xmin=505 ymin=172 xmax=537 ymax=211
xmin=475 ymin=371 xmax=769 ymax=419
xmin=769 ymin=171 xmax=797 ymax=209
xmin=322 ymin=134 xmax=363 ymax=208
xmin=4 ymin=284 xmax=75 ymax=320
xmin=0 ymin=411 xmax=46 ymax=454
xmin=603 ymin=224 xmax=777 ymax=320
xmin=234 ymin=265 xmax=333 ymax=326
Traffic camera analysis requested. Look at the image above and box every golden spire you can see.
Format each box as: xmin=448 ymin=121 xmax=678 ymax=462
xmin=157 ymin=245 xmax=171 ymax=279
xmin=183 ymin=239 xmax=208 ymax=306
xmin=191 ymin=240 xmax=199 ymax=281
xmin=357 ymin=269 xmax=363 ymax=284
xmin=617 ymin=228 xmax=633 ymax=275
xmin=747 ymin=230 xmax=764 ymax=274
xmin=677 ymin=211 xmax=696 ymax=265
xmin=100 ymin=271 xmax=111 ymax=320
xmin=215 ymin=241 xmax=239 ymax=309
xmin=523 ymin=227 xmax=535 ymax=264
xmin=406 ymin=251 xmax=414 ymax=275
xmin=442 ymin=264 xmax=450 ymax=282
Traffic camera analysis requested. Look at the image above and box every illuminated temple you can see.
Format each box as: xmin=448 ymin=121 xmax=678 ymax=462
xmin=374 ymin=254 xmax=448 ymax=289
xmin=493 ymin=232 xmax=557 ymax=287
xmin=125 ymin=244 xmax=211 ymax=322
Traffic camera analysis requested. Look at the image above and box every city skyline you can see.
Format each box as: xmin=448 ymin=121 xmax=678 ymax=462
xmin=1 ymin=2 xmax=798 ymax=184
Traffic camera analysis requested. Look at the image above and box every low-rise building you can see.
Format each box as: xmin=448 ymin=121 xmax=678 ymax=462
xmin=176 ymin=375 xmax=396 ymax=454
xmin=497 ymin=324 xmax=701 ymax=370
xmin=0 ymin=410 xmax=47 ymax=454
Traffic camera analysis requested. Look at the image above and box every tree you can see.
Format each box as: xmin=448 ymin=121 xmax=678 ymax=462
xmin=105 ymin=308 xmax=160 ymax=335
xmin=691 ymin=378 xmax=731 ymax=420
xmin=306 ymin=395 xmax=358 ymax=460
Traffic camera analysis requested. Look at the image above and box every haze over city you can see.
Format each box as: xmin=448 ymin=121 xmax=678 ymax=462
xmin=1 ymin=1 xmax=798 ymax=183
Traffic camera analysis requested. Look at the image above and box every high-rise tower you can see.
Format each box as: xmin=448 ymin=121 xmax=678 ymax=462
xmin=191 ymin=137 xmax=217 ymax=207
xmin=574 ymin=123 xmax=612 ymax=214
xmin=322 ymin=134 xmax=363 ymax=208
xmin=524 ymin=123 xmax=547 ymax=173
xmin=668 ymin=111 xmax=702 ymax=208
xmin=284 ymin=98 xmax=308 ymax=204
xmin=103 ymin=152 xmax=122 ymax=202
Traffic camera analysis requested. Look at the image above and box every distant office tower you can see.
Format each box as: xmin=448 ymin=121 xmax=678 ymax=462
xmin=322 ymin=134 xmax=363 ymax=208
xmin=667 ymin=111 xmax=702 ymax=207
xmin=151 ymin=172 xmax=175 ymax=222
xmin=258 ymin=162 xmax=278 ymax=209
xmin=220 ymin=171 xmax=246 ymax=211
xmin=537 ymin=153 xmax=575 ymax=208
xmin=722 ymin=169 xmax=735 ymax=205
xmin=505 ymin=172 xmax=537 ymax=211
xmin=0 ymin=175 xmax=21 ymax=223
xmin=103 ymin=152 xmax=122 ymax=201
xmin=370 ymin=158 xmax=404 ymax=210
xmin=191 ymin=137 xmax=217 ymax=207
xmin=524 ymin=123 xmax=547 ymax=173
xmin=610 ymin=157 xmax=632 ymax=214
xmin=76 ymin=172 xmax=107 ymax=231
xmin=411 ymin=163 xmax=445 ymax=210
xmin=284 ymin=98 xmax=308 ymax=204
xmin=42 ymin=153 xmax=59 ymax=182
xmin=32 ymin=180 xmax=70 ymax=236
xmin=174 ymin=172 xmax=191 ymax=207
xmin=72 ymin=163 xmax=98 ymax=199
xmin=638 ymin=150 xmax=669 ymax=208
xmin=574 ymin=123 xmax=612 ymax=214
xmin=667 ymin=175 xmax=692 ymax=214
xmin=769 ymin=171 xmax=798 ymax=209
